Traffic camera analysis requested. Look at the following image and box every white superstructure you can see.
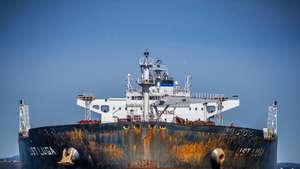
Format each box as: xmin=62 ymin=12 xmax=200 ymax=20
xmin=77 ymin=50 xmax=240 ymax=124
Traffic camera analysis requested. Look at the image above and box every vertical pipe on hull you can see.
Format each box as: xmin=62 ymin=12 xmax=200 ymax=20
xmin=143 ymin=90 xmax=149 ymax=121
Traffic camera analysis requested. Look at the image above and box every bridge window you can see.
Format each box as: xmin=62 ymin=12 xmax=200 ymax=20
xmin=92 ymin=105 xmax=99 ymax=110
xmin=207 ymin=106 xmax=216 ymax=113
xmin=101 ymin=105 xmax=110 ymax=113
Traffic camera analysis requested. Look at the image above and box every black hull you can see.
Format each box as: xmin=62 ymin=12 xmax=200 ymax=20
xmin=19 ymin=122 xmax=277 ymax=169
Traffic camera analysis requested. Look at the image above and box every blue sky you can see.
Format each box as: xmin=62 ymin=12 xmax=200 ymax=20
xmin=0 ymin=0 xmax=299 ymax=163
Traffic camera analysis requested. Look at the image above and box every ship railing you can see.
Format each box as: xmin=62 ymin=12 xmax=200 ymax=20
xmin=190 ymin=92 xmax=225 ymax=100
xmin=190 ymin=93 xmax=239 ymax=101
xmin=173 ymin=89 xmax=190 ymax=97
xmin=173 ymin=89 xmax=187 ymax=93
xmin=126 ymin=103 xmax=143 ymax=107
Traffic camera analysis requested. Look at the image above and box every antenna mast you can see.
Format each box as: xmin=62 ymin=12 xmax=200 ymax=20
xmin=264 ymin=100 xmax=278 ymax=140
xmin=127 ymin=73 xmax=133 ymax=92
xmin=267 ymin=100 xmax=278 ymax=135
xmin=138 ymin=49 xmax=154 ymax=121
xmin=19 ymin=99 xmax=30 ymax=137
xmin=184 ymin=74 xmax=192 ymax=96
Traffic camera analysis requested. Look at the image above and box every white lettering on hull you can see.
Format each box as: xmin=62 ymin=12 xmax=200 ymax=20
xmin=29 ymin=146 xmax=57 ymax=156
xmin=235 ymin=147 xmax=265 ymax=157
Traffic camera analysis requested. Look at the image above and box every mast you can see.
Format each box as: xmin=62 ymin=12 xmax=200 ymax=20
xmin=263 ymin=100 xmax=278 ymax=140
xmin=138 ymin=49 xmax=154 ymax=121
xmin=267 ymin=100 xmax=278 ymax=135
xmin=126 ymin=73 xmax=133 ymax=93
xmin=19 ymin=99 xmax=30 ymax=137
xmin=184 ymin=74 xmax=192 ymax=96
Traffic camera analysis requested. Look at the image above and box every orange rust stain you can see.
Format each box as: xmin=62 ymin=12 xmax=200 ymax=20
xmin=170 ymin=143 xmax=205 ymax=163
xmin=134 ymin=127 xmax=142 ymax=134
xmin=143 ymin=128 xmax=155 ymax=159
xmin=159 ymin=129 xmax=167 ymax=140
xmin=102 ymin=144 xmax=126 ymax=159
xmin=170 ymin=138 xmax=221 ymax=163
xmin=144 ymin=128 xmax=155 ymax=145
xmin=64 ymin=129 xmax=84 ymax=144
xmin=131 ymin=159 xmax=158 ymax=168
xmin=88 ymin=140 xmax=97 ymax=151
xmin=63 ymin=129 xmax=126 ymax=160
xmin=133 ymin=144 xmax=137 ymax=152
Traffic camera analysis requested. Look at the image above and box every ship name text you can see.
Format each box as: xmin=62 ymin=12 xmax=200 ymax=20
xmin=29 ymin=146 xmax=57 ymax=156
xmin=235 ymin=147 xmax=264 ymax=157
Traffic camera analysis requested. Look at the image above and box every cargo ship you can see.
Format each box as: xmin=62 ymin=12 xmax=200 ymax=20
xmin=18 ymin=50 xmax=278 ymax=169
